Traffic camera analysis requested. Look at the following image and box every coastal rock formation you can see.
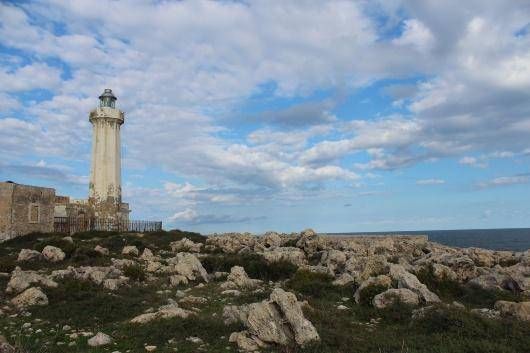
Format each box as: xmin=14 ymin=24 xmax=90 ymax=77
xmin=170 ymin=238 xmax=203 ymax=253
xmin=224 ymin=288 xmax=319 ymax=351
xmin=354 ymin=275 xmax=392 ymax=303
xmin=389 ymin=264 xmax=440 ymax=303
xmin=260 ymin=247 xmax=306 ymax=267
xmin=168 ymin=253 xmax=209 ymax=283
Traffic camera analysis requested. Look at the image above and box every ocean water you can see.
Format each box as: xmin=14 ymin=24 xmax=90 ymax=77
xmin=329 ymin=228 xmax=530 ymax=252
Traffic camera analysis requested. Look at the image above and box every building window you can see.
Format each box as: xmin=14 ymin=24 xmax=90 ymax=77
xmin=29 ymin=203 xmax=40 ymax=223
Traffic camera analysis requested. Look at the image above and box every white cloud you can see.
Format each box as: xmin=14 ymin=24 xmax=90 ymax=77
xmin=477 ymin=175 xmax=530 ymax=189
xmin=393 ymin=19 xmax=435 ymax=52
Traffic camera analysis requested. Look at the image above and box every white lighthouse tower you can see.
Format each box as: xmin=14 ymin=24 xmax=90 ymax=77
xmin=88 ymin=89 xmax=128 ymax=221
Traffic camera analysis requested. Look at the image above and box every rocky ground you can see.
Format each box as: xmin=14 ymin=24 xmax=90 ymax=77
xmin=0 ymin=229 xmax=528 ymax=353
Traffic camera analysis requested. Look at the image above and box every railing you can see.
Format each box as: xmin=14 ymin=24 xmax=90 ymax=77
xmin=54 ymin=217 xmax=162 ymax=234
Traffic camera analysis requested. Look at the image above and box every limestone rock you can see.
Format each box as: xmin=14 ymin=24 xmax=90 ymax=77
xmin=168 ymin=253 xmax=209 ymax=282
xmin=354 ymin=275 xmax=392 ymax=303
xmin=140 ymin=248 xmax=156 ymax=261
xmin=258 ymin=232 xmax=282 ymax=250
xmin=229 ymin=331 xmax=262 ymax=352
xmin=220 ymin=266 xmax=262 ymax=290
xmin=17 ymin=249 xmax=43 ymax=262
xmin=206 ymin=233 xmax=256 ymax=254
xmin=260 ymin=247 xmax=306 ymax=267
xmin=87 ymin=332 xmax=112 ymax=347
xmin=130 ymin=303 xmax=193 ymax=324
xmin=372 ymin=288 xmax=420 ymax=309
xmin=42 ymin=246 xmax=65 ymax=262
xmin=170 ymin=238 xmax=203 ymax=253
xmin=224 ymin=288 xmax=319 ymax=350
xmin=319 ymin=249 xmax=347 ymax=275
xmin=94 ymin=245 xmax=109 ymax=256
xmin=431 ymin=263 xmax=458 ymax=281
xmin=11 ymin=287 xmax=48 ymax=309
xmin=389 ymin=264 xmax=440 ymax=303
xmin=344 ymin=255 xmax=389 ymax=284
xmin=169 ymin=275 xmax=188 ymax=287
xmin=122 ymin=246 xmax=139 ymax=256
xmin=6 ymin=267 xmax=58 ymax=294
xmin=494 ymin=301 xmax=530 ymax=321
xmin=332 ymin=273 xmax=355 ymax=286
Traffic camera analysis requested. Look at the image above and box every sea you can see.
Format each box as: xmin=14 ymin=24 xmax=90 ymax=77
xmin=328 ymin=228 xmax=530 ymax=252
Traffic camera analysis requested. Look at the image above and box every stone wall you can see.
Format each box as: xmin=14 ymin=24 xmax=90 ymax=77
xmin=0 ymin=182 xmax=55 ymax=241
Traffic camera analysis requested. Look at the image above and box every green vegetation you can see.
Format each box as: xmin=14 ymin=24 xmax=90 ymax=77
xmin=123 ymin=263 xmax=146 ymax=282
xmin=202 ymin=253 xmax=297 ymax=282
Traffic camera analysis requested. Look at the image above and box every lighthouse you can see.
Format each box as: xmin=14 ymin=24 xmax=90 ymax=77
xmin=88 ymin=89 xmax=129 ymax=221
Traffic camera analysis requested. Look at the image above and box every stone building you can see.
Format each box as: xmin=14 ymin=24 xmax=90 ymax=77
xmin=0 ymin=182 xmax=55 ymax=241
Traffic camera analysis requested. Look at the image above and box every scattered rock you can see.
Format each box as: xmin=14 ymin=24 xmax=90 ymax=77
xmin=6 ymin=267 xmax=58 ymax=294
xmin=220 ymin=266 xmax=262 ymax=290
xmin=87 ymin=332 xmax=112 ymax=347
xmin=494 ymin=301 xmax=530 ymax=321
xmin=170 ymin=238 xmax=203 ymax=253
xmin=140 ymin=248 xmax=156 ymax=261
xmin=130 ymin=303 xmax=194 ymax=324
xmin=11 ymin=287 xmax=48 ymax=309
xmin=17 ymin=249 xmax=43 ymax=262
xmin=169 ymin=274 xmax=188 ymax=287
xmin=94 ymin=245 xmax=109 ymax=256
xmin=168 ymin=253 xmax=209 ymax=283
xmin=145 ymin=345 xmax=157 ymax=352
xmin=261 ymin=247 xmax=307 ymax=267
xmin=372 ymin=288 xmax=420 ymax=309
xmin=122 ymin=246 xmax=139 ymax=256
xmin=42 ymin=245 xmax=65 ymax=262
xmin=389 ymin=264 xmax=440 ymax=303
xmin=354 ymin=275 xmax=392 ymax=303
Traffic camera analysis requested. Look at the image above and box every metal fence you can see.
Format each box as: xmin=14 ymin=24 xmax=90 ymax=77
xmin=54 ymin=217 xmax=162 ymax=234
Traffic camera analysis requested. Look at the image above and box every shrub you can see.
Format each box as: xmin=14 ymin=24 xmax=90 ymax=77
xmin=286 ymin=270 xmax=342 ymax=299
xmin=0 ymin=256 xmax=16 ymax=273
xmin=357 ymin=284 xmax=389 ymax=306
xmin=123 ymin=264 xmax=146 ymax=282
xmin=202 ymin=253 xmax=297 ymax=282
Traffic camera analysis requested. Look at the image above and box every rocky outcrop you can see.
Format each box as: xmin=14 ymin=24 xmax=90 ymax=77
xmin=372 ymin=288 xmax=420 ymax=309
xmin=344 ymin=255 xmax=389 ymax=284
xmin=389 ymin=264 xmax=440 ymax=303
xmin=260 ymin=247 xmax=306 ymax=267
xmin=11 ymin=287 xmax=48 ymax=308
xmin=170 ymin=238 xmax=203 ymax=253
xmin=6 ymin=267 xmax=58 ymax=294
xmin=94 ymin=245 xmax=109 ymax=256
xmin=206 ymin=233 xmax=256 ymax=254
xmin=494 ymin=301 xmax=530 ymax=321
xmin=41 ymin=246 xmax=65 ymax=262
xmin=224 ymin=288 xmax=319 ymax=351
xmin=220 ymin=266 xmax=262 ymax=290
xmin=50 ymin=265 xmax=127 ymax=290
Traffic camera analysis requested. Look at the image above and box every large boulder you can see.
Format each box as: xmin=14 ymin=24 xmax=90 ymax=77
xmin=225 ymin=288 xmax=319 ymax=351
xmin=389 ymin=264 xmax=440 ymax=303
xmin=11 ymin=287 xmax=48 ymax=308
xmin=319 ymin=249 xmax=347 ymax=275
xmin=494 ymin=301 xmax=530 ymax=321
xmin=17 ymin=249 xmax=43 ymax=262
xmin=6 ymin=267 xmax=58 ymax=294
xmin=296 ymin=229 xmax=325 ymax=256
xmin=372 ymin=288 xmax=420 ymax=309
xmin=344 ymin=255 xmax=389 ymax=284
xmin=220 ymin=266 xmax=262 ymax=290
xmin=167 ymin=253 xmax=209 ymax=282
xmin=257 ymin=232 xmax=282 ymax=250
xmin=41 ymin=246 xmax=65 ymax=262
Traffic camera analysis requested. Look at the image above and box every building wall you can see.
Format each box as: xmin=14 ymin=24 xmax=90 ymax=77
xmin=0 ymin=182 xmax=55 ymax=241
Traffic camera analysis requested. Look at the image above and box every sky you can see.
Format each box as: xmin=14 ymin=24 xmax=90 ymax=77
xmin=1 ymin=0 xmax=530 ymax=234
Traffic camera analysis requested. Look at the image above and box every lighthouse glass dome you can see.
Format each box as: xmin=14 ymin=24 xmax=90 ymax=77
xmin=99 ymin=89 xmax=117 ymax=108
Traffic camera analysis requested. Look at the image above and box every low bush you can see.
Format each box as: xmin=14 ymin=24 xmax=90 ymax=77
xmin=357 ymin=284 xmax=389 ymax=306
xmin=202 ymin=253 xmax=297 ymax=282
xmin=123 ymin=264 xmax=146 ymax=282
xmin=286 ymin=270 xmax=349 ymax=299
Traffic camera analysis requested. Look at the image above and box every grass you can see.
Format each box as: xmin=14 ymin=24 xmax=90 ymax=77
xmin=202 ymin=253 xmax=298 ymax=282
